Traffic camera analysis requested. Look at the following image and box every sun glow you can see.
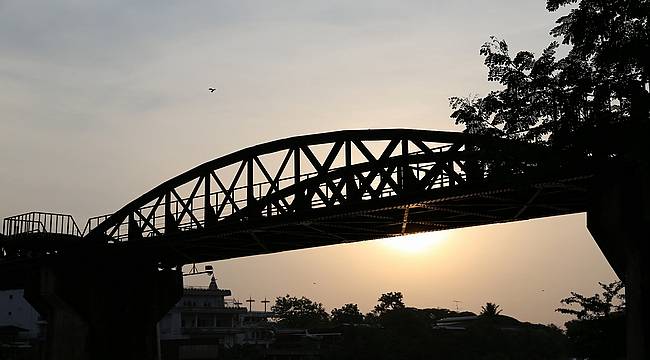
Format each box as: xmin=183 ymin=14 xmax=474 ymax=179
xmin=380 ymin=231 xmax=449 ymax=254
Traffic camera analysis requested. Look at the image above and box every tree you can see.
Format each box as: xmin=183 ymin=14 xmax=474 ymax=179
xmin=271 ymin=295 xmax=329 ymax=328
xmin=556 ymin=281 xmax=626 ymax=359
xmin=331 ymin=303 xmax=364 ymax=325
xmin=547 ymin=0 xmax=649 ymax=90
xmin=479 ymin=302 xmax=502 ymax=317
xmin=450 ymin=0 xmax=649 ymax=154
xmin=556 ymin=280 xmax=625 ymax=320
xmin=372 ymin=292 xmax=405 ymax=316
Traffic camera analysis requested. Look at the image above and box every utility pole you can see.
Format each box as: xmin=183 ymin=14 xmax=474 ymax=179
xmin=261 ymin=298 xmax=270 ymax=312
xmin=246 ymin=297 xmax=255 ymax=312
xmin=452 ymin=300 xmax=462 ymax=311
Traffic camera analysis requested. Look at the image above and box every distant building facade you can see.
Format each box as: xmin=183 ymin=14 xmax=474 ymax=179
xmin=0 ymin=289 xmax=45 ymax=359
xmin=159 ymin=276 xmax=273 ymax=360
xmin=0 ymin=289 xmax=41 ymax=339
xmin=3 ymin=279 xmax=336 ymax=360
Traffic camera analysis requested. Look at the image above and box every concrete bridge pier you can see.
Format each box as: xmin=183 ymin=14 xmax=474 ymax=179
xmin=588 ymin=161 xmax=649 ymax=360
xmin=24 ymin=256 xmax=183 ymax=360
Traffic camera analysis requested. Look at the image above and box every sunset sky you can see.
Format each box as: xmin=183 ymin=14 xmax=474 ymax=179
xmin=0 ymin=0 xmax=617 ymax=326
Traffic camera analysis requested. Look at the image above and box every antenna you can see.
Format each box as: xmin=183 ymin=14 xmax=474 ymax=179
xmin=261 ymin=298 xmax=270 ymax=312
xmin=246 ymin=296 xmax=255 ymax=312
xmin=183 ymin=263 xmax=213 ymax=277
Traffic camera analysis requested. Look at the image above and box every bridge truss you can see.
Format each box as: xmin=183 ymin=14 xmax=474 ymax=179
xmin=1 ymin=129 xmax=592 ymax=267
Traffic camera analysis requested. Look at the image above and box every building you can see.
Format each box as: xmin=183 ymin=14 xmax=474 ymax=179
xmin=2 ymin=278 xmax=278 ymax=360
xmin=0 ymin=289 xmax=45 ymax=359
xmin=0 ymin=289 xmax=42 ymax=339
xmin=159 ymin=276 xmax=273 ymax=360
xmin=432 ymin=315 xmax=479 ymax=330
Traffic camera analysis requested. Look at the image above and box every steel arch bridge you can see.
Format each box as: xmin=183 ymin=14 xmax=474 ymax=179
xmin=1 ymin=128 xmax=592 ymax=267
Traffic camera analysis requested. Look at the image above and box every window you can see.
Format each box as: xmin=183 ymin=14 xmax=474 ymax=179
xmin=197 ymin=314 xmax=213 ymax=328
xmin=181 ymin=314 xmax=196 ymax=328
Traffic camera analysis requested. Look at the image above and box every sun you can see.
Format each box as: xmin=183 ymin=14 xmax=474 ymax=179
xmin=380 ymin=231 xmax=449 ymax=254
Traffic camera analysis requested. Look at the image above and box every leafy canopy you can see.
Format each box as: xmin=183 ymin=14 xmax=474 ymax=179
xmin=450 ymin=0 xmax=649 ymax=152
xmin=556 ymin=281 xmax=626 ymax=359
xmin=331 ymin=303 xmax=364 ymax=325
xmin=556 ymin=280 xmax=625 ymax=320
xmin=372 ymin=292 xmax=406 ymax=316
xmin=271 ymin=294 xmax=329 ymax=328
xmin=479 ymin=302 xmax=503 ymax=317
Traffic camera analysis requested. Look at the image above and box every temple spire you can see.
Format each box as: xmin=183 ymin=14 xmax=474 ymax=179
xmin=208 ymin=275 xmax=218 ymax=290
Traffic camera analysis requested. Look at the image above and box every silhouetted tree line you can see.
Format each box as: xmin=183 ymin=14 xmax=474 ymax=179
xmin=265 ymin=292 xmax=568 ymax=360
xmin=221 ymin=281 xmax=625 ymax=360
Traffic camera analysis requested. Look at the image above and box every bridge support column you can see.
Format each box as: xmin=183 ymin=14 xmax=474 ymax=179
xmin=587 ymin=162 xmax=649 ymax=360
xmin=24 ymin=256 xmax=183 ymax=360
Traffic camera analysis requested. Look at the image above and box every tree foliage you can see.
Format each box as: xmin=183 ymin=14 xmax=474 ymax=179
xmin=450 ymin=0 xmax=650 ymax=153
xmin=331 ymin=303 xmax=364 ymax=325
xmin=230 ymin=291 xmax=569 ymax=359
xmin=556 ymin=281 xmax=626 ymax=359
xmin=372 ymin=292 xmax=405 ymax=316
xmin=556 ymin=280 xmax=625 ymax=320
xmin=271 ymin=294 xmax=329 ymax=328
xmin=479 ymin=302 xmax=503 ymax=317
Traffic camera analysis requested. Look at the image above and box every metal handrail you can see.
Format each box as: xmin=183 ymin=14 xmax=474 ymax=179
xmin=2 ymin=212 xmax=82 ymax=237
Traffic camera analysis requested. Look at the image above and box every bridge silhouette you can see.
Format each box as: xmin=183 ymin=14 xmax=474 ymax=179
xmin=0 ymin=128 xmax=646 ymax=360
xmin=1 ymin=129 xmax=590 ymax=265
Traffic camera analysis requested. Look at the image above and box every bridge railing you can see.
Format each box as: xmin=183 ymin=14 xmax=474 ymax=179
xmin=83 ymin=214 xmax=111 ymax=236
xmin=2 ymin=212 xmax=83 ymax=237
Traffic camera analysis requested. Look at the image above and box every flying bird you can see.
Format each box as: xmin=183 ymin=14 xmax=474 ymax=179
xmin=208 ymin=87 xmax=217 ymax=93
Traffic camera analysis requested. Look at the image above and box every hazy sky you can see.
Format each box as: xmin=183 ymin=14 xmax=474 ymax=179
xmin=0 ymin=0 xmax=617 ymax=326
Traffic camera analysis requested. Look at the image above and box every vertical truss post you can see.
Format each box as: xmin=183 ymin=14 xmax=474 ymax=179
xmin=399 ymin=138 xmax=408 ymax=189
xmin=204 ymin=174 xmax=216 ymax=227
xmin=345 ymin=140 xmax=352 ymax=170
xmin=294 ymin=148 xmax=300 ymax=185
xmin=164 ymin=192 xmax=177 ymax=235
xmin=127 ymin=213 xmax=142 ymax=241
xmin=400 ymin=139 xmax=421 ymax=194
xmin=293 ymin=147 xmax=305 ymax=211
xmin=246 ymin=158 xmax=260 ymax=220
xmin=345 ymin=140 xmax=359 ymax=202
xmin=247 ymin=158 xmax=255 ymax=207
